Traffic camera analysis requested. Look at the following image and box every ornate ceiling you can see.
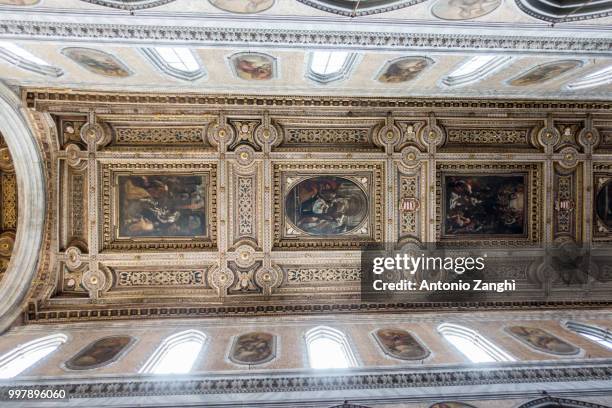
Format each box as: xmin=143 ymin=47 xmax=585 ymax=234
xmin=0 ymin=134 xmax=16 ymax=285
xmin=11 ymin=90 xmax=610 ymax=324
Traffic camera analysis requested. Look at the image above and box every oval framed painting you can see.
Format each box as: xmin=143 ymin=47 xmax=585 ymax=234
xmin=228 ymin=52 xmax=277 ymax=81
xmin=506 ymin=326 xmax=580 ymax=355
xmin=229 ymin=332 xmax=276 ymax=365
xmin=596 ymin=180 xmax=612 ymax=229
xmin=377 ymin=56 xmax=433 ymax=83
xmin=284 ymin=176 xmax=368 ymax=236
xmin=209 ymin=0 xmax=274 ymax=13
xmin=508 ymin=60 xmax=583 ymax=87
xmin=373 ymin=328 xmax=430 ymax=360
xmin=62 ymin=47 xmax=132 ymax=78
xmin=431 ymin=0 xmax=501 ymax=21
xmin=65 ymin=335 xmax=135 ymax=370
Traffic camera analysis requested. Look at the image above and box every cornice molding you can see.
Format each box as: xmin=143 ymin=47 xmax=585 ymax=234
xmin=22 ymin=89 xmax=612 ymax=113
xmin=0 ymin=20 xmax=611 ymax=54
xmin=1 ymin=361 xmax=611 ymax=400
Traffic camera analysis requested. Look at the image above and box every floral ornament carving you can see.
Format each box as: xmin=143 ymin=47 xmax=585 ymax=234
xmin=80 ymin=122 xmax=111 ymax=148
xmin=537 ymin=127 xmax=561 ymax=148
xmin=235 ymin=145 xmax=256 ymax=167
xmin=65 ymin=143 xmax=87 ymax=170
xmin=419 ymin=115 xmax=445 ymax=148
xmin=82 ymin=266 xmax=112 ymax=299
xmin=255 ymin=265 xmax=281 ymax=296
xmin=234 ymin=244 xmax=256 ymax=268
xmin=0 ymin=232 xmax=15 ymax=258
xmin=558 ymin=146 xmax=579 ymax=169
xmin=207 ymin=266 xmax=235 ymax=296
xmin=64 ymin=246 xmax=83 ymax=270
xmin=401 ymin=146 xmax=421 ymax=168
xmin=376 ymin=117 xmax=401 ymax=150
xmin=254 ymin=113 xmax=280 ymax=148
xmin=0 ymin=147 xmax=14 ymax=173
xmin=208 ymin=118 xmax=235 ymax=148
xmin=577 ymin=125 xmax=600 ymax=150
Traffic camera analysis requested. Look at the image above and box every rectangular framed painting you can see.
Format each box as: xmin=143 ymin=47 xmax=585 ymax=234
xmin=100 ymin=162 xmax=216 ymax=251
xmin=436 ymin=162 xmax=542 ymax=246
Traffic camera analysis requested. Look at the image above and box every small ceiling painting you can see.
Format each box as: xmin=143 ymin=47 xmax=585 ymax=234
xmin=374 ymin=329 xmax=430 ymax=360
xmin=62 ymin=48 xmax=132 ymax=78
xmin=209 ymin=0 xmax=274 ymax=13
xmin=431 ymin=0 xmax=501 ymax=20
xmin=508 ymin=60 xmax=583 ymax=87
xmin=229 ymin=52 xmax=276 ymax=81
xmin=507 ymin=326 xmax=580 ymax=355
xmin=596 ymin=180 xmax=612 ymax=229
xmin=229 ymin=332 xmax=276 ymax=365
xmin=65 ymin=336 xmax=134 ymax=370
xmin=377 ymin=57 xmax=433 ymax=83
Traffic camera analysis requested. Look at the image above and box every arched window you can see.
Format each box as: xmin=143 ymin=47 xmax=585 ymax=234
xmin=441 ymin=55 xmax=512 ymax=87
xmin=0 ymin=41 xmax=63 ymax=77
xmin=306 ymin=51 xmax=359 ymax=84
xmin=0 ymin=334 xmax=67 ymax=379
xmin=565 ymin=321 xmax=612 ymax=350
xmin=141 ymin=47 xmax=206 ymax=81
xmin=566 ymin=65 xmax=612 ymax=90
xmin=438 ymin=323 xmax=515 ymax=363
xmin=305 ymin=326 xmax=357 ymax=369
xmin=140 ymin=330 xmax=206 ymax=374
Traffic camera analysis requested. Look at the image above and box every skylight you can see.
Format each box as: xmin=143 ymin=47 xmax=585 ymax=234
xmin=0 ymin=334 xmax=67 ymax=379
xmin=310 ymin=51 xmax=350 ymax=76
xmin=141 ymin=47 xmax=205 ymax=81
xmin=566 ymin=65 xmax=612 ymax=90
xmin=155 ymin=47 xmax=200 ymax=73
xmin=305 ymin=326 xmax=357 ymax=369
xmin=0 ymin=41 xmax=62 ymax=77
xmin=565 ymin=321 xmax=612 ymax=350
xmin=442 ymin=55 xmax=512 ymax=87
xmin=306 ymin=51 xmax=359 ymax=84
xmin=438 ymin=323 xmax=515 ymax=363
xmin=140 ymin=330 xmax=206 ymax=374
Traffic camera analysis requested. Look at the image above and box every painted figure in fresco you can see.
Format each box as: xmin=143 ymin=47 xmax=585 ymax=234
xmin=63 ymin=48 xmax=131 ymax=78
xmin=508 ymin=326 xmax=579 ymax=355
xmin=119 ymin=175 xmax=206 ymax=237
xmin=230 ymin=332 xmax=275 ymax=364
xmin=66 ymin=336 xmax=133 ymax=370
xmin=444 ymin=175 xmax=526 ymax=236
xmin=509 ymin=60 xmax=582 ymax=87
xmin=378 ymin=57 xmax=431 ymax=83
xmin=596 ymin=181 xmax=612 ymax=228
xmin=432 ymin=0 xmax=501 ymax=20
xmin=285 ymin=176 xmax=368 ymax=235
xmin=210 ymin=0 xmax=274 ymax=13
xmin=232 ymin=54 xmax=274 ymax=80
xmin=374 ymin=329 xmax=429 ymax=360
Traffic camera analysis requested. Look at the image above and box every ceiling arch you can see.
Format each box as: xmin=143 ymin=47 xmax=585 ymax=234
xmin=515 ymin=0 xmax=612 ymax=22
xmin=296 ymin=0 xmax=428 ymax=16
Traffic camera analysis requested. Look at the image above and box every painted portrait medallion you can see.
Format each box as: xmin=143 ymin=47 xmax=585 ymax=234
xmin=285 ymin=176 xmax=368 ymax=236
xmin=65 ymin=336 xmax=134 ymax=370
xmin=509 ymin=60 xmax=583 ymax=87
xmin=374 ymin=329 xmax=429 ymax=360
xmin=229 ymin=332 xmax=276 ymax=365
xmin=0 ymin=0 xmax=39 ymax=5
xmin=430 ymin=403 xmax=477 ymax=408
xmin=118 ymin=174 xmax=207 ymax=238
xmin=596 ymin=180 xmax=612 ymax=229
xmin=507 ymin=326 xmax=580 ymax=355
xmin=230 ymin=53 xmax=275 ymax=80
xmin=62 ymin=48 xmax=132 ymax=78
xmin=443 ymin=174 xmax=527 ymax=236
xmin=209 ymin=0 xmax=274 ymax=13
xmin=431 ymin=0 xmax=501 ymax=20
xmin=377 ymin=57 xmax=432 ymax=83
